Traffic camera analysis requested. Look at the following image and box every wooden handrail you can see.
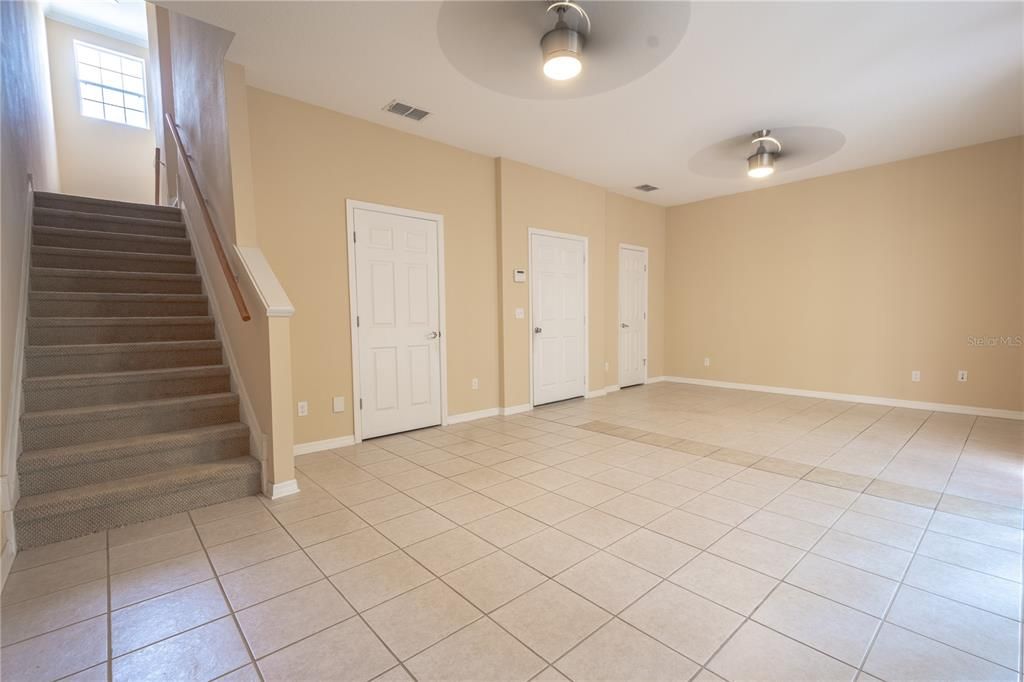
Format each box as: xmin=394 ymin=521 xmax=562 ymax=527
xmin=154 ymin=147 xmax=161 ymax=205
xmin=164 ymin=112 xmax=251 ymax=322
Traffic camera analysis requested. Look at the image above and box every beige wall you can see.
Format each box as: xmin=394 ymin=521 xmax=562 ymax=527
xmin=45 ymin=19 xmax=154 ymax=203
xmin=666 ymin=137 xmax=1024 ymax=412
xmin=245 ymin=87 xmax=502 ymax=444
xmin=2 ymin=0 xmax=60 ymax=578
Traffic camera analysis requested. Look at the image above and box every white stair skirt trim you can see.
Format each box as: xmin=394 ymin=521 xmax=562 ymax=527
xmin=294 ymin=435 xmax=356 ymax=456
xmin=501 ymin=404 xmax=533 ymax=416
xmin=448 ymin=407 xmax=500 ymax=424
xmin=266 ymin=479 xmax=300 ymax=499
xmin=666 ymin=376 xmax=1024 ymax=420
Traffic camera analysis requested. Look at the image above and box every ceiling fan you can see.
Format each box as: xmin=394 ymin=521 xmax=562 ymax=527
xmin=688 ymin=126 xmax=846 ymax=181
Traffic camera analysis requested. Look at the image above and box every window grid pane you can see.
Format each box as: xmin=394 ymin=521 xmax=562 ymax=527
xmin=74 ymin=40 xmax=148 ymax=129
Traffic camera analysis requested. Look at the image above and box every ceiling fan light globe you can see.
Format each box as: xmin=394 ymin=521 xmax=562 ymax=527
xmin=543 ymin=54 xmax=582 ymax=80
xmin=747 ymin=151 xmax=776 ymax=178
xmin=541 ymin=26 xmax=583 ymax=80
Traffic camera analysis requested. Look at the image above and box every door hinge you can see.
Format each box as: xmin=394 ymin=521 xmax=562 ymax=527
xmin=643 ymin=312 xmax=647 ymax=320
xmin=356 ymin=315 xmax=360 ymax=327
xmin=359 ymin=398 xmax=363 ymax=410
xmin=353 ymin=232 xmax=357 ymax=243
xmin=644 ymin=264 xmax=647 ymax=272
xmin=643 ymin=358 xmax=647 ymax=366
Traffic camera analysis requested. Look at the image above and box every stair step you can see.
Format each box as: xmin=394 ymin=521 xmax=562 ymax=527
xmin=33 ymin=225 xmax=192 ymax=256
xmin=29 ymin=291 xmax=208 ymax=318
xmin=30 ymin=268 xmax=203 ymax=295
xmin=14 ymin=457 xmax=261 ymax=548
xmin=26 ymin=339 xmax=223 ymax=377
xmin=32 ymin=246 xmax=196 ymax=274
xmin=21 ymin=393 xmax=240 ymax=450
xmin=34 ymin=207 xmax=187 ymax=239
xmin=28 ymin=316 xmax=215 ymax=346
xmin=23 ymin=365 xmax=230 ymax=410
xmin=34 ymin=192 xmax=183 ymax=223
xmin=18 ymin=423 xmax=250 ymax=496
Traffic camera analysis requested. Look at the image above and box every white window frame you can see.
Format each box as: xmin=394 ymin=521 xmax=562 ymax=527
xmin=73 ymin=40 xmax=149 ymax=129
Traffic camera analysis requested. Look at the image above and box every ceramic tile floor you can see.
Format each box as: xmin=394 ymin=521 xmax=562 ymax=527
xmin=2 ymin=382 xmax=1022 ymax=682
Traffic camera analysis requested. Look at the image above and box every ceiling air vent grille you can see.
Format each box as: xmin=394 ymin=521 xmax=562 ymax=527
xmin=634 ymin=184 xmax=659 ymax=192
xmin=385 ymin=100 xmax=430 ymax=121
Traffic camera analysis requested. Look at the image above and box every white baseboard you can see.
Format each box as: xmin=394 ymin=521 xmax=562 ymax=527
xmin=265 ymin=478 xmax=300 ymax=499
xmin=646 ymin=376 xmax=670 ymax=384
xmin=1 ymin=528 xmax=15 ymax=589
xmin=666 ymin=376 xmax=1024 ymax=420
xmin=501 ymin=404 xmax=532 ymax=416
xmin=586 ymin=385 xmax=620 ymax=399
xmin=294 ymin=435 xmax=356 ymax=456
xmin=448 ymin=407 xmax=500 ymax=424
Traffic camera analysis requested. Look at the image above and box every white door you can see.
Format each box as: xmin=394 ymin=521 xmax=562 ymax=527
xmin=618 ymin=246 xmax=648 ymax=387
xmin=531 ymin=232 xmax=586 ymax=405
xmin=353 ymin=207 xmax=442 ymax=438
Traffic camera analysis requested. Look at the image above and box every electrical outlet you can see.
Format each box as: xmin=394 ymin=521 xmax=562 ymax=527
xmin=957 ymin=370 xmax=968 ymax=383
xmin=514 ymin=308 xmax=525 ymax=319
xmin=297 ymin=401 xmax=308 ymax=416
xmin=471 ymin=378 xmax=479 ymax=390
xmin=332 ymin=396 xmax=345 ymax=413
xmin=703 ymin=357 xmax=711 ymax=367
xmin=911 ymin=370 xmax=921 ymax=382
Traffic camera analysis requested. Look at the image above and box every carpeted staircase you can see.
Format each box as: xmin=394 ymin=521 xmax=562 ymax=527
xmin=13 ymin=191 xmax=261 ymax=549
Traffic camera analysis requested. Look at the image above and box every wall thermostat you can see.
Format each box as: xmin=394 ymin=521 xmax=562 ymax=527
xmin=513 ymin=268 xmax=526 ymax=283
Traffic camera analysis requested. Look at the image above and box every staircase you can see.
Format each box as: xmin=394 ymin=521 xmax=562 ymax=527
xmin=13 ymin=191 xmax=261 ymax=549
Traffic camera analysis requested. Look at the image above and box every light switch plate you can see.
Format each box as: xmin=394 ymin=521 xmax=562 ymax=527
xmin=297 ymin=401 xmax=308 ymax=417
xmin=513 ymin=268 xmax=526 ymax=283
xmin=515 ymin=308 xmax=525 ymax=319
xmin=333 ymin=396 xmax=345 ymax=413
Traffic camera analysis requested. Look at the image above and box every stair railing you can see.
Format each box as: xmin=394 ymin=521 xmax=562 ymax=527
xmin=164 ymin=112 xmax=252 ymax=322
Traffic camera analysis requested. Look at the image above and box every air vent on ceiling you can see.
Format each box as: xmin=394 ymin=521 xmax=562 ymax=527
xmin=634 ymin=184 xmax=659 ymax=192
xmin=385 ymin=100 xmax=430 ymax=121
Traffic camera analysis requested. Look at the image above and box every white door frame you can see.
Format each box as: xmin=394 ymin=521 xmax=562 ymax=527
xmin=346 ymin=199 xmax=448 ymax=444
xmin=527 ymin=227 xmax=589 ymax=407
xmin=618 ymin=243 xmax=649 ymax=386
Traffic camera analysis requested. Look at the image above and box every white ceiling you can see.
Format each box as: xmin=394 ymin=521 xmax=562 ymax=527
xmin=165 ymin=1 xmax=1023 ymax=206
xmin=46 ymin=0 xmax=149 ymax=45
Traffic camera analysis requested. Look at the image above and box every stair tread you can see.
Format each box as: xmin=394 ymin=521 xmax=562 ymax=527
xmin=33 ymin=245 xmax=195 ymax=262
xmin=15 ymin=457 xmax=260 ymax=517
xmin=30 ymin=291 xmax=206 ymax=303
xmin=34 ymin=192 xmax=182 ymax=218
xmin=24 ymin=364 xmax=230 ymax=387
xmin=20 ymin=423 xmax=250 ymax=467
xmin=22 ymin=392 xmax=237 ymax=424
xmin=35 ymin=206 xmax=184 ymax=229
xmin=28 ymin=316 xmax=214 ymax=327
xmin=33 ymin=224 xmax=190 ymax=245
xmin=31 ymin=267 xmax=201 ymax=282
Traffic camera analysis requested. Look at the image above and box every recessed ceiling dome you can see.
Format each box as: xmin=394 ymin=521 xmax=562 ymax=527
xmin=437 ymin=1 xmax=691 ymax=100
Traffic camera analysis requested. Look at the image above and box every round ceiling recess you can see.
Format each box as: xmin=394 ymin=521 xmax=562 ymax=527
xmin=688 ymin=126 xmax=846 ymax=179
xmin=437 ymin=1 xmax=691 ymax=99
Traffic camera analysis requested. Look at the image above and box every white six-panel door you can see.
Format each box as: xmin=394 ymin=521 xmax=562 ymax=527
xmin=352 ymin=206 xmax=442 ymax=438
xmin=618 ymin=245 xmax=648 ymax=388
xmin=531 ymin=232 xmax=586 ymax=406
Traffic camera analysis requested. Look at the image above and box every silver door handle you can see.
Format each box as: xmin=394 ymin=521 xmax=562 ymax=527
xmin=427 ymin=331 xmax=439 ymax=339
xmin=621 ymin=323 xmax=629 ymax=328
xmin=534 ymin=327 xmax=542 ymax=334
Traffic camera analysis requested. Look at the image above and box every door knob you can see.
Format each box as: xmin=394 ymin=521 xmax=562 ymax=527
xmin=621 ymin=323 xmax=629 ymax=328
xmin=427 ymin=331 xmax=439 ymax=339
xmin=534 ymin=327 xmax=542 ymax=334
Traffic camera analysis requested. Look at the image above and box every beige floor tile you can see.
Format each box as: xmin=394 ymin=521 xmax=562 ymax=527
xmin=330 ymin=551 xmax=434 ymax=611
xmin=832 ymin=510 xmax=924 ymax=550
xmin=405 ymin=479 xmax=475 ymax=506
xmin=406 ymin=617 xmax=546 ymax=681
xmin=236 ymin=579 xmax=355 ymax=658
xmin=63 ymin=662 xmax=109 ymax=682
xmin=306 ymin=527 xmax=398 ymax=575
xmin=110 ymin=550 xmax=212 ymax=609
xmin=112 ymin=616 xmax=249 ymax=682
xmin=363 ymin=457 xmax=421 ymax=477
xmin=590 ymin=467 xmax=653 ymax=491
xmin=709 ymin=529 xmax=805 ymax=578
xmin=886 ymin=586 xmax=1020 ymax=670
xmin=764 ymin=493 xmax=845 ymax=526
xmin=929 ymin=510 xmax=1024 ymax=551
xmin=865 ymin=479 xmax=941 ymax=508
xmin=109 ymin=527 xmax=202 ymax=574
xmin=265 ymin=494 xmax=343 ymax=526
xmin=381 ymin=467 xmax=444 ymax=491
xmin=432 ymin=492 xmax=506 ymax=524
xmin=452 ymin=468 xmax=513 ymax=490
xmin=753 ymin=583 xmax=879 ymax=665
xmin=442 ymin=552 xmax=546 ymax=613
xmin=532 ymin=665 xmax=571 ymax=681
xmin=558 ymin=479 xmax=624 ymax=506
xmin=375 ymin=509 xmax=457 ymax=547
xmin=938 ymin=494 xmax=1023 ymax=529
xmin=787 ymin=480 xmax=859 ymax=509
xmin=481 ymin=479 xmax=548 ymax=506
xmin=863 ymin=623 xmax=1016 ymax=682
xmin=631 ymin=480 xmax=702 ymax=507
xmin=514 ymin=493 xmax=588 ymax=525
xmin=903 ymin=555 xmax=1021 ymax=619
xmin=811 ymin=530 xmax=911 ymax=580
xmin=607 ymin=528 xmax=700 ymax=577
xmin=111 ymin=579 xmax=228 ymax=656
xmin=364 ymin=580 xmax=482 ymax=660
xmin=519 ymin=467 xmax=583 ymax=491
xmin=208 ymin=528 xmax=299 ymax=574
xmin=506 ymin=528 xmax=597 ymax=577
xmin=805 ymin=468 xmax=872 ymax=493
xmin=216 ymin=663 xmax=261 ymax=681
xmin=647 ymin=509 xmax=731 ymax=549
xmin=622 ymin=581 xmax=742 ymax=664
xmin=1 ymin=578 xmax=106 ymax=647
xmin=597 ymin=493 xmax=672 ymax=525
xmin=556 ymin=551 xmax=660 ymax=613
xmin=405 ymin=527 xmax=498 ymax=575
xmin=660 ymin=468 xmax=725 ymax=492
xmin=785 ymin=554 xmax=897 ymax=617
xmin=466 ymin=509 xmax=546 ymax=547
xmin=10 ymin=532 xmax=106 ymax=573
xmin=0 ymin=615 xmax=107 ymax=682
xmin=916 ymin=531 xmax=1020 ymax=582
xmin=740 ymin=509 xmax=828 ymax=550
xmin=556 ymin=509 xmax=639 ymax=548
xmin=492 ymin=581 xmax=610 ymax=662
xmin=555 ymin=619 xmax=700 ymax=681
xmin=2 ymin=550 xmax=107 ymax=606
xmin=330 ymin=479 xmax=400 ymax=506
xmin=681 ymin=494 xmax=758 ymax=526
xmin=190 ymin=496 xmax=265 ymax=526
xmin=849 ymin=494 xmax=933 ymax=528
xmin=220 ymin=551 xmax=323 ymax=610
xmin=427 ymin=456 xmax=484 ymax=477
xmin=493 ymin=457 xmax=549 ymax=477
xmin=196 ymin=508 xmax=279 ymax=548
xmin=284 ymin=508 xmax=366 ymax=546
xmin=108 ymin=513 xmax=192 ymax=548
xmin=709 ymin=621 xmax=857 ymax=682
xmin=669 ymin=553 xmax=777 ymax=615
xmin=708 ymin=479 xmax=779 ymax=507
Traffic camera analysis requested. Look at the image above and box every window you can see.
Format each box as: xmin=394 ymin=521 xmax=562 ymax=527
xmin=74 ymin=40 xmax=148 ymax=128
